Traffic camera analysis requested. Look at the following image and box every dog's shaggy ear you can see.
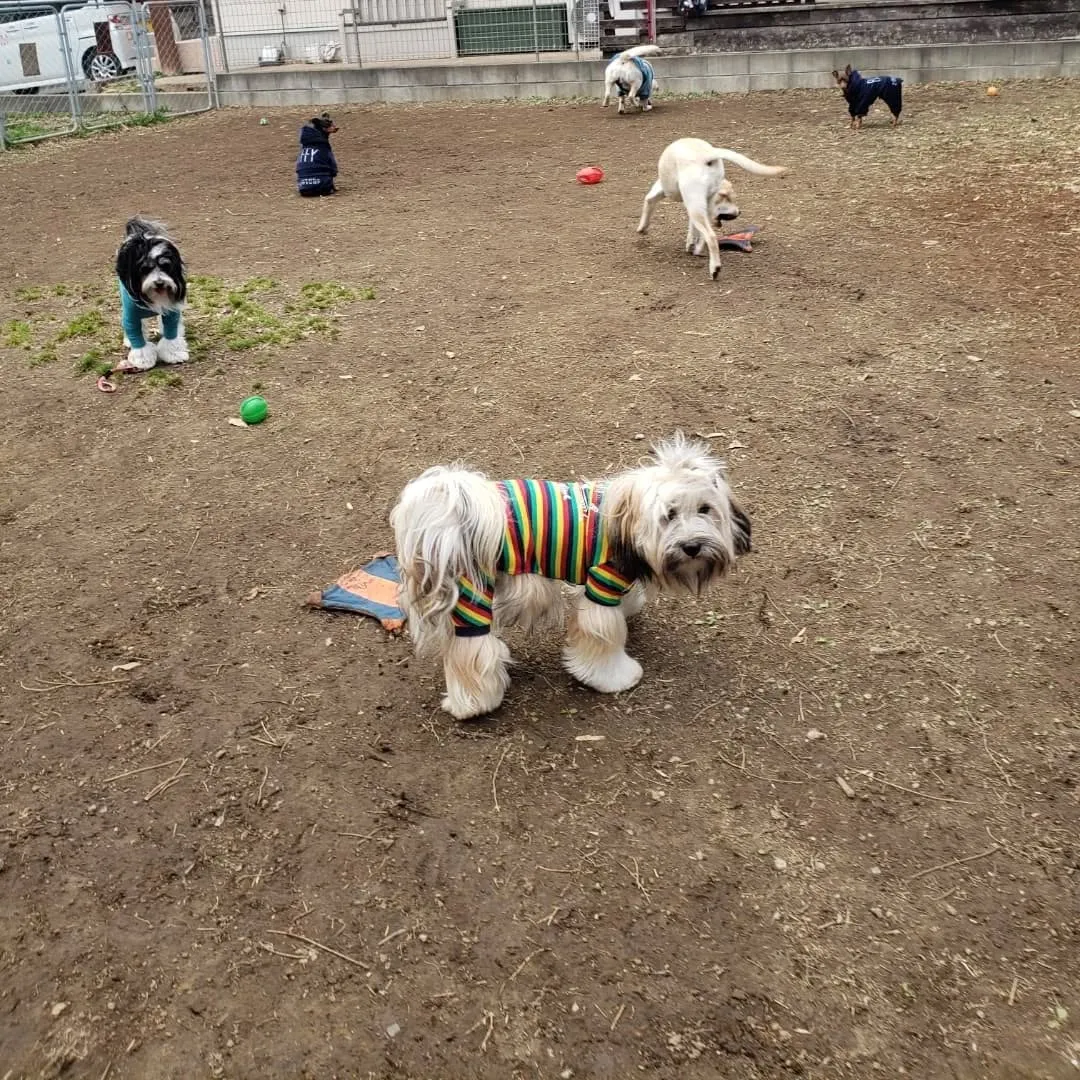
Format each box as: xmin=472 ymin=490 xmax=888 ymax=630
xmin=831 ymin=68 xmax=840 ymax=80
xmin=844 ymin=63 xmax=852 ymax=76
xmin=601 ymin=476 xmax=653 ymax=583
xmin=731 ymin=501 xmax=752 ymax=555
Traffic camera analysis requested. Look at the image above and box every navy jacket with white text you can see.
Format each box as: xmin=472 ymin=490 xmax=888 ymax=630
xmin=296 ymin=123 xmax=338 ymax=194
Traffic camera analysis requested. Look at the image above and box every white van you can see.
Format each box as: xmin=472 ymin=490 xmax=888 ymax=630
xmin=0 ymin=2 xmax=141 ymax=94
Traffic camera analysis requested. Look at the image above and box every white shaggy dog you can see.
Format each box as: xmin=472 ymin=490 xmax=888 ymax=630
xmin=602 ymin=44 xmax=661 ymax=113
xmin=390 ymin=435 xmax=752 ymax=721
xmin=637 ymin=137 xmax=788 ymax=279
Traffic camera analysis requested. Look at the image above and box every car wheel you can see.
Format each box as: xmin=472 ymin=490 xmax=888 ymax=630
xmin=84 ymin=49 xmax=123 ymax=81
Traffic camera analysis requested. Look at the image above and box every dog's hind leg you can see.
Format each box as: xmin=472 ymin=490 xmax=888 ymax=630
xmin=563 ymin=595 xmax=642 ymax=694
xmin=685 ymin=218 xmax=701 ymax=254
xmin=637 ymin=180 xmax=665 ymax=234
xmin=687 ymin=208 xmax=722 ymax=278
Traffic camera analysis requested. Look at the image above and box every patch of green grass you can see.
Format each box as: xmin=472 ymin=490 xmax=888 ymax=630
xmin=30 ymin=345 xmax=58 ymax=368
xmin=2 ymin=320 xmax=32 ymax=348
xmin=2 ymin=116 xmax=60 ymax=145
xmin=57 ymin=310 xmax=106 ymax=341
xmin=143 ymin=370 xmax=183 ymax=389
xmin=14 ymin=274 xmax=370 ymax=374
xmin=75 ymin=348 xmax=112 ymax=376
xmin=297 ymin=282 xmax=359 ymax=311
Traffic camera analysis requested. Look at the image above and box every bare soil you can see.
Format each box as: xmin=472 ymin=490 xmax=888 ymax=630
xmin=1 ymin=79 xmax=1078 ymax=1080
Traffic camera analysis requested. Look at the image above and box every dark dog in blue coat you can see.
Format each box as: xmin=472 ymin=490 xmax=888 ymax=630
xmin=832 ymin=64 xmax=903 ymax=130
xmin=296 ymin=113 xmax=339 ymax=197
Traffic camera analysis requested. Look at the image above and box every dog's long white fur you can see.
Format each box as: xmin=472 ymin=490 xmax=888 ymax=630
xmin=637 ymin=137 xmax=788 ymax=279
xmin=389 ymin=465 xmax=504 ymax=653
xmin=602 ymin=43 xmax=661 ymax=113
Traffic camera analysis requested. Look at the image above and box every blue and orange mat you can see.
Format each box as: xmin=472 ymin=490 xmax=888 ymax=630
xmin=306 ymin=553 xmax=406 ymax=633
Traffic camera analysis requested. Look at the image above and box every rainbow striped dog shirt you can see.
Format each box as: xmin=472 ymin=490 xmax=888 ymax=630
xmin=452 ymin=479 xmax=636 ymax=636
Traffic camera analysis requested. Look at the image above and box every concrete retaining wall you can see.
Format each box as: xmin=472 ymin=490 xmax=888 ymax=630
xmin=215 ymin=38 xmax=1080 ymax=106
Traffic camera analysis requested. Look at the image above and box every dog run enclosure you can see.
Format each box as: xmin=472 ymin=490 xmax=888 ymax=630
xmin=0 ymin=0 xmax=215 ymax=147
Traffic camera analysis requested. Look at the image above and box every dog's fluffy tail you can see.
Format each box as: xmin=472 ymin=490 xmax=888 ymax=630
xmin=714 ymin=149 xmax=788 ymax=178
xmin=390 ymin=466 xmax=504 ymax=652
xmin=618 ymin=44 xmax=661 ymax=59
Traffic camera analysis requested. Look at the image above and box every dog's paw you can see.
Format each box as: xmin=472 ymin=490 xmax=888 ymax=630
xmin=156 ymin=336 xmax=189 ymax=365
xmin=441 ymin=688 xmax=503 ymax=721
xmin=121 ymin=344 xmax=158 ymax=372
xmin=565 ymin=648 xmax=643 ymax=694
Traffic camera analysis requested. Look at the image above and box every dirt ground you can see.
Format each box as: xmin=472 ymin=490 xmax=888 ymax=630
xmin=1 ymin=78 xmax=1078 ymax=1080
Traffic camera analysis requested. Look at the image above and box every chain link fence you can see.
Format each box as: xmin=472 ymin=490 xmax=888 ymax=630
xmin=0 ymin=0 xmax=215 ymax=148
xmin=210 ymin=0 xmax=601 ymax=71
xmin=2 ymin=0 xmax=610 ymax=141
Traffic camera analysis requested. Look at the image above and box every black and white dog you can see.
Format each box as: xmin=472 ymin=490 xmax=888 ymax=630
xmin=114 ymin=216 xmax=188 ymax=371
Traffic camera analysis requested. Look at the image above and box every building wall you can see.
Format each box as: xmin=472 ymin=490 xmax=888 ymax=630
xmin=669 ymin=0 xmax=1080 ymax=53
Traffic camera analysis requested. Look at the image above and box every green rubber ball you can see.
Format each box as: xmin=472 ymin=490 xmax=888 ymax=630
xmin=240 ymin=395 xmax=268 ymax=425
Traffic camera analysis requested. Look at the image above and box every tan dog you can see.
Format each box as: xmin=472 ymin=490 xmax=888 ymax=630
xmin=637 ymin=138 xmax=787 ymax=279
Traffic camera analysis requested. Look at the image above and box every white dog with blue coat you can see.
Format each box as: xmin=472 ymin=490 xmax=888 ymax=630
xmin=602 ymin=44 xmax=661 ymax=113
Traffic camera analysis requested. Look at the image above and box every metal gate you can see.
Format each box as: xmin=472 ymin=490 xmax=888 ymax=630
xmin=0 ymin=0 xmax=216 ymax=149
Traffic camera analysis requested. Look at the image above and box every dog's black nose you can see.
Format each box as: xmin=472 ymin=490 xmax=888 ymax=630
xmin=682 ymin=541 xmax=702 ymax=557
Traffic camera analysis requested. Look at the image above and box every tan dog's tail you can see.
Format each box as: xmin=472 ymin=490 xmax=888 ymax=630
xmin=715 ymin=149 xmax=787 ymax=177
xmin=619 ymin=44 xmax=661 ymax=59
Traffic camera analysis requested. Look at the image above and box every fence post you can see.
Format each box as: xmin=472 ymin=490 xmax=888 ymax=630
xmin=0 ymin=114 xmax=6 ymax=151
xmin=196 ymin=0 xmax=218 ymax=107
xmin=135 ymin=4 xmax=158 ymax=114
xmin=646 ymin=0 xmax=655 ymax=44
xmin=56 ymin=6 xmax=83 ymax=131
xmin=210 ymin=0 xmax=229 ymax=72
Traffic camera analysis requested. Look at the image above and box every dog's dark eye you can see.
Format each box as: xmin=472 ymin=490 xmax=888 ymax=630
xmin=663 ymin=507 xmax=677 ymax=523
xmin=698 ymin=505 xmax=711 ymax=516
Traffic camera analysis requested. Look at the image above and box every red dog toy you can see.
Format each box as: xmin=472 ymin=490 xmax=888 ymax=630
xmin=576 ymin=166 xmax=604 ymax=185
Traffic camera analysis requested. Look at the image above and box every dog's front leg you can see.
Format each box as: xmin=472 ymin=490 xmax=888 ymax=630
xmin=563 ymin=594 xmax=642 ymax=694
xmin=637 ymin=180 xmax=664 ymax=235
xmin=620 ymin=582 xmax=647 ymax=619
xmin=442 ymin=634 xmax=511 ymax=720
xmin=156 ymin=313 xmax=189 ymax=365
xmin=122 ymin=316 xmax=157 ymax=371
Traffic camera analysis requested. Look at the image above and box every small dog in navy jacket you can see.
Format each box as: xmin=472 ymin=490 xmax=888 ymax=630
xmin=831 ymin=64 xmax=903 ymax=130
xmin=296 ymin=113 xmax=339 ymax=197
